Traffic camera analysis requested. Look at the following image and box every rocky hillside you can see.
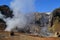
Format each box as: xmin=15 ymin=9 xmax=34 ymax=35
xmin=0 ymin=5 xmax=60 ymax=38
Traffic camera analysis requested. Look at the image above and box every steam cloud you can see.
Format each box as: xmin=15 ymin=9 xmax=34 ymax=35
xmin=10 ymin=0 xmax=35 ymax=13
xmin=5 ymin=0 xmax=36 ymax=31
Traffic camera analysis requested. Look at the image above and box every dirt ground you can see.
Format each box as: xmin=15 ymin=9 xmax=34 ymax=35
xmin=0 ymin=31 xmax=60 ymax=40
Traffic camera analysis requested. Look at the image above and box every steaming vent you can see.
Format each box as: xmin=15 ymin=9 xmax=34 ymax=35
xmin=0 ymin=0 xmax=60 ymax=37
xmin=0 ymin=4 xmax=54 ymax=37
xmin=0 ymin=5 xmax=52 ymax=37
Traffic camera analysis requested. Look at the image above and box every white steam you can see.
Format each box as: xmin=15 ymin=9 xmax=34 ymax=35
xmin=10 ymin=0 xmax=35 ymax=13
xmin=5 ymin=0 xmax=35 ymax=31
xmin=5 ymin=14 xmax=27 ymax=31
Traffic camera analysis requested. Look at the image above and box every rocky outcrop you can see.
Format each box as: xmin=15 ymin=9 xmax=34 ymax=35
xmin=0 ymin=5 xmax=13 ymax=30
xmin=0 ymin=19 xmax=6 ymax=30
xmin=51 ymin=8 xmax=60 ymax=27
xmin=0 ymin=5 xmax=13 ymax=18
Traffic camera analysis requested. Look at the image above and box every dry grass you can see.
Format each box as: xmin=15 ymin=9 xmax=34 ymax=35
xmin=0 ymin=31 xmax=60 ymax=40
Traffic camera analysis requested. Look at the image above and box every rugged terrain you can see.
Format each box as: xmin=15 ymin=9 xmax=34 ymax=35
xmin=0 ymin=31 xmax=60 ymax=40
xmin=0 ymin=5 xmax=60 ymax=40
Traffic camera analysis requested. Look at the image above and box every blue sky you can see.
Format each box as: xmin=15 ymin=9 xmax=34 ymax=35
xmin=0 ymin=0 xmax=60 ymax=12
xmin=35 ymin=0 xmax=60 ymax=12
